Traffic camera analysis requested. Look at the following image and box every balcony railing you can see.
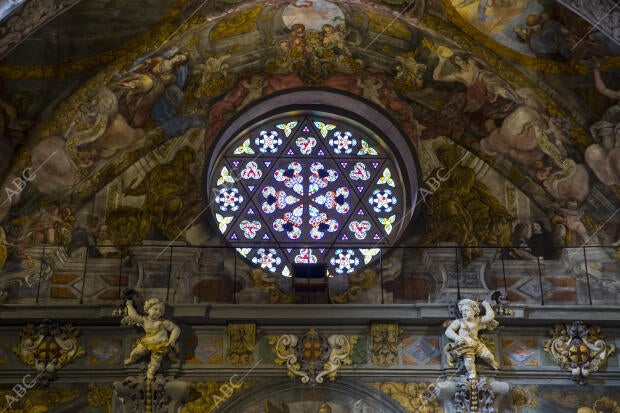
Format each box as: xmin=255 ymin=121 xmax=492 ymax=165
xmin=1 ymin=243 xmax=619 ymax=306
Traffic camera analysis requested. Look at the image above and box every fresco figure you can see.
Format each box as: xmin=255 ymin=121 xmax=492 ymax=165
xmin=585 ymin=68 xmax=620 ymax=186
xmin=110 ymin=50 xmax=190 ymax=128
xmin=429 ymin=46 xmax=521 ymax=137
xmin=514 ymin=12 xmax=570 ymax=61
xmin=444 ymin=299 xmax=499 ymax=380
xmin=122 ymin=297 xmax=181 ymax=380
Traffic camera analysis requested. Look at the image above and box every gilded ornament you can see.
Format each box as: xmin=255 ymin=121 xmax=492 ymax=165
xmin=394 ymin=53 xmax=427 ymax=94
xmin=543 ymin=321 xmax=615 ymax=385
xmin=271 ymin=329 xmax=356 ymax=384
xmin=225 ymin=323 xmax=256 ymax=365
xmin=369 ymin=382 xmax=441 ymax=413
xmin=369 ymin=323 xmax=402 ymax=367
xmin=250 ymin=268 xmax=292 ymax=303
xmin=87 ymin=384 xmax=113 ymax=413
xmin=13 ymin=320 xmax=85 ymax=384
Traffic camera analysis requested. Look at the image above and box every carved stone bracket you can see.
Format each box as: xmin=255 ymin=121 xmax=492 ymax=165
xmin=432 ymin=376 xmax=509 ymax=413
xmin=225 ymin=323 xmax=256 ymax=365
xmin=114 ymin=375 xmax=189 ymax=413
xmin=543 ymin=320 xmax=616 ymax=385
xmin=370 ymin=322 xmax=402 ymax=367
xmin=271 ymin=329 xmax=356 ymax=384
xmin=13 ymin=319 xmax=85 ymax=384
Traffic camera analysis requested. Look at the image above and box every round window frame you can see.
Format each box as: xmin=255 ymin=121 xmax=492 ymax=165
xmin=205 ymin=88 xmax=422 ymax=272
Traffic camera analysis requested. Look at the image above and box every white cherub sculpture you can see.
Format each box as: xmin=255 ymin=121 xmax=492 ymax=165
xmin=444 ymin=299 xmax=500 ymax=380
xmin=122 ymin=297 xmax=181 ymax=380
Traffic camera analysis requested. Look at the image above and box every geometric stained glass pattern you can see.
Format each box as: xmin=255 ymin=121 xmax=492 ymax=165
xmin=209 ymin=114 xmax=409 ymax=276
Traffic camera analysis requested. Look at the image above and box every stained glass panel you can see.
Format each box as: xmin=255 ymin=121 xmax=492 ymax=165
xmin=209 ymin=114 xmax=409 ymax=275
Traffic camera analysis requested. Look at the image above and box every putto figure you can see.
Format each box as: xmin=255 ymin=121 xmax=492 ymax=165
xmin=122 ymin=297 xmax=181 ymax=380
xmin=444 ymin=299 xmax=499 ymax=380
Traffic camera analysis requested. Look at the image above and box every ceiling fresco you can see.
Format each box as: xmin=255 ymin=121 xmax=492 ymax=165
xmin=0 ymin=0 xmax=619 ymax=292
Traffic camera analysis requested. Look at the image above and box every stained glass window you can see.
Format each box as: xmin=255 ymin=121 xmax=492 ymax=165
xmin=209 ymin=113 xmax=411 ymax=276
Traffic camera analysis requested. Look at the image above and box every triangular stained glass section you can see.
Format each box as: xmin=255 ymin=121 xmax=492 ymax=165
xmin=264 ymin=161 xmax=272 ymax=168
xmin=262 ymin=233 xmax=270 ymax=240
xmin=317 ymin=149 xmax=325 ymax=156
xmin=373 ymin=233 xmax=381 ymax=240
xmin=287 ymin=148 xmax=295 ymax=155
xmin=275 ymin=120 xmax=299 ymax=137
xmin=357 ymin=186 xmax=365 ymax=193
xmin=341 ymin=234 xmax=349 ymax=240
xmin=248 ymin=185 xmax=255 ymax=192
xmin=247 ymin=207 xmax=255 ymax=215
xmin=232 ymin=160 xmax=240 ymax=168
xmin=312 ymin=120 xmax=336 ymax=138
xmin=357 ymin=208 xmax=365 ymax=215
xmin=230 ymin=232 xmax=239 ymax=240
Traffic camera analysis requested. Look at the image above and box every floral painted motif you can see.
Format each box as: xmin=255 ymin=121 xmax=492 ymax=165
xmin=216 ymin=188 xmax=244 ymax=211
xmin=296 ymin=136 xmax=317 ymax=155
xmin=308 ymin=162 xmax=338 ymax=194
xmin=252 ymin=248 xmax=281 ymax=271
xmin=313 ymin=187 xmax=350 ymax=214
xmin=274 ymin=162 xmax=304 ymax=195
xmin=255 ymin=130 xmax=283 ymax=153
xmin=329 ymin=130 xmax=357 ymax=154
xmin=273 ymin=205 xmax=304 ymax=239
xmin=241 ymin=161 xmax=263 ymax=179
xmin=240 ymin=220 xmax=262 ymax=239
xmin=276 ymin=121 xmax=298 ymax=137
xmin=261 ymin=186 xmax=299 ymax=214
xmin=330 ymin=249 xmax=360 ymax=274
xmin=369 ymin=189 xmax=397 ymax=213
xmin=349 ymin=220 xmax=371 ymax=239
xmin=349 ymin=162 xmax=371 ymax=181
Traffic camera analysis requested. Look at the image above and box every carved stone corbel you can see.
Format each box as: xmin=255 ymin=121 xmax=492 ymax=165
xmin=543 ymin=321 xmax=615 ymax=385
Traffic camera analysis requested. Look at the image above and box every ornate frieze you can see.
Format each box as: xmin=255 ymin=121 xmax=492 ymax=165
xmin=543 ymin=321 xmax=616 ymax=385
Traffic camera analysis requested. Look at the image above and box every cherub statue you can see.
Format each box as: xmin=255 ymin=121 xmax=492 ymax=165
xmin=444 ymin=299 xmax=499 ymax=380
xmin=122 ymin=296 xmax=181 ymax=380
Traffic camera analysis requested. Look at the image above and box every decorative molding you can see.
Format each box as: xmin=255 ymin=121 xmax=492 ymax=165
xmin=13 ymin=319 xmax=85 ymax=384
xmin=271 ymin=329 xmax=356 ymax=384
xmin=225 ymin=323 xmax=256 ymax=365
xmin=369 ymin=322 xmax=402 ymax=367
xmin=543 ymin=320 xmax=616 ymax=385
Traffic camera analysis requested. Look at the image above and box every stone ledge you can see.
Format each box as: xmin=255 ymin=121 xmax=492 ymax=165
xmin=1 ymin=304 xmax=619 ymax=326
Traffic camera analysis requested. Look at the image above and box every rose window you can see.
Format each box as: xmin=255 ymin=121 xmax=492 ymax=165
xmin=208 ymin=106 xmax=418 ymax=277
